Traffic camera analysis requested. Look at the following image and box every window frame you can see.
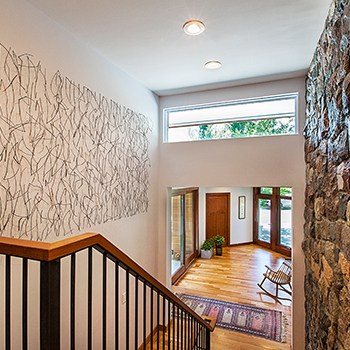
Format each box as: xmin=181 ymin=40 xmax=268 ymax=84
xmin=253 ymin=187 xmax=292 ymax=257
xmin=163 ymin=92 xmax=299 ymax=143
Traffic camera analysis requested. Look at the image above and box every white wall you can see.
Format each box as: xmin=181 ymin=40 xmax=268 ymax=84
xmin=0 ymin=0 xmax=159 ymax=272
xmin=158 ymin=76 xmax=306 ymax=349
xmin=0 ymin=0 xmax=159 ymax=348
xmin=198 ymin=187 xmax=253 ymax=247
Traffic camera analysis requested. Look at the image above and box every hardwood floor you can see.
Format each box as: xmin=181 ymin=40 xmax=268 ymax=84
xmin=172 ymin=244 xmax=292 ymax=350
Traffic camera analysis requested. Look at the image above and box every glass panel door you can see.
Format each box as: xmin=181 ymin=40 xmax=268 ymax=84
xmin=171 ymin=188 xmax=198 ymax=284
xmin=258 ymin=199 xmax=271 ymax=244
xmin=171 ymin=195 xmax=183 ymax=275
xmin=280 ymin=198 xmax=292 ymax=248
xmin=185 ymin=193 xmax=194 ymax=258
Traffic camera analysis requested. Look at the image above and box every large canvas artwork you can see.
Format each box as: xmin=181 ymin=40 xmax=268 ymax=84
xmin=0 ymin=44 xmax=151 ymax=240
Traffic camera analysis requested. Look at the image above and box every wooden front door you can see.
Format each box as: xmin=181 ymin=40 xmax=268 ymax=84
xmin=206 ymin=193 xmax=230 ymax=246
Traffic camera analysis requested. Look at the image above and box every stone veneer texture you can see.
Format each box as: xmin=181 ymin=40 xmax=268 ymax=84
xmin=304 ymin=1 xmax=350 ymax=349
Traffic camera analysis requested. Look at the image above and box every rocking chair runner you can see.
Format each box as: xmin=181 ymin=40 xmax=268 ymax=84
xmin=257 ymin=261 xmax=292 ymax=301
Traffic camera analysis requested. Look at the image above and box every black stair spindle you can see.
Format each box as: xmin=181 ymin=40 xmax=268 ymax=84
xmin=22 ymin=258 xmax=28 ymax=350
xmin=5 ymin=255 xmax=10 ymax=350
xmin=181 ymin=309 xmax=183 ymax=350
xmin=143 ymin=283 xmax=147 ymax=350
xmin=172 ymin=304 xmax=175 ymax=350
xmin=205 ymin=326 xmax=211 ymax=350
xmin=103 ymin=253 xmax=107 ymax=350
xmin=157 ymin=291 xmax=160 ymax=350
xmin=168 ymin=299 xmax=171 ymax=350
xmin=88 ymin=247 xmax=93 ymax=350
xmin=150 ymin=286 xmax=154 ymax=350
xmin=162 ymin=296 xmax=165 ymax=350
xmin=184 ymin=309 xmax=186 ymax=350
xmin=71 ymin=253 xmax=76 ymax=350
xmin=176 ymin=307 xmax=179 ymax=350
xmin=40 ymin=259 xmax=61 ymax=350
xmin=115 ymin=261 xmax=119 ymax=350
xmin=126 ymin=269 xmax=130 ymax=350
xmin=135 ymin=276 xmax=138 ymax=350
xmin=187 ymin=313 xmax=190 ymax=350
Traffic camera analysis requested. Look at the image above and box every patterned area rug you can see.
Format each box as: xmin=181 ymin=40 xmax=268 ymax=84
xmin=176 ymin=293 xmax=287 ymax=342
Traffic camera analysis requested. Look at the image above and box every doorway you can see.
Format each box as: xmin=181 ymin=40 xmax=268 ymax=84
xmin=253 ymin=187 xmax=292 ymax=256
xmin=205 ymin=193 xmax=230 ymax=247
xmin=171 ymin=188 xmax=198 ymax=284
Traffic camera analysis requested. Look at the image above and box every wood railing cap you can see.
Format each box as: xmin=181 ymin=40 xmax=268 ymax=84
xmin=0 ymin=233 xmax=215 ymax=332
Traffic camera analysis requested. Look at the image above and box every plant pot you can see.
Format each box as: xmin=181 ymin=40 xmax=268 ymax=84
xmin=201 ymin=248 xmax=213 ymax=259
xmin=215 ymin=244 xmax=223 ymax=256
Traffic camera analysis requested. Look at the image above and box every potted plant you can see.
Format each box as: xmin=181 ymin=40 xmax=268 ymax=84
xmin=214 ymin=235 xmax=225 ymax=256
xmin=201 ymin=238 xmax=214 ymax=259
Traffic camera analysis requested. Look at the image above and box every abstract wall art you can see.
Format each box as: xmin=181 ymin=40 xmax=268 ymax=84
xmin=0 ymin=44 xmax=152 ymax=240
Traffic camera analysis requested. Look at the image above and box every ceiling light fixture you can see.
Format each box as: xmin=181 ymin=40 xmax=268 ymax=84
xmin=183 ymin=20 xmax=205 ymax=36
xmin=205 ymin=61 xmax=222 ymax=70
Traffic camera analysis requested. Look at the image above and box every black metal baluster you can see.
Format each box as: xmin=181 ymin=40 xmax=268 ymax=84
xmin=88 ymin=247 xmax=93 ymax=350
xmin=168 ymin=300 xmax=171 ymax=350
xmin=172 ymin=304 xmax=175 ymax=350
xmin=40 ymin=259 xmax=60 ymax=350
xmin=135 ymin=276 xmax=138 ymax=350
xmin=150 ymin=286 xmax=153 ymax=350
xmin=115 ymin=261 xmax=119 ymax=350
xmin=199 ymin=324 xmax=201 ymax=350
xmin=103 ymin=253 xmax=107 ymax=350
xmin=177 ymin=307 xmax=180 ymax=350
xmin=191 ymin=317 xmax=194 ymax=349
xmin=205 ymin=327 xmax=211 ymax=350
xmin=143 ymin=283 xmax=146 ymax=350
xmin=198 ymin=323 xmax=200 ymax=349
xmin=187 ymin=313 xmax=190 ymax=350
xmin=71 ymin=253 xmax=76 ymax=350
xmin=157 ymin=291 xmax=160 ymax=350
xmin=126 ymin=269 xmax=130 ymax=350
xmin=162 ymin=296 xmax=165 ymax=350
xmin=22 ymin=258 xmax=28 ymax=350
xmin=5 ymin=255 xmax=10 ymax=350
xmin=181 ymin=310 xmax=183 ymax=350
xmin=184 ymin=310 xmax=186 ymax=350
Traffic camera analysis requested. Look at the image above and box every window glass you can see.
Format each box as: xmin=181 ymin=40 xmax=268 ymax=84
xmin=280 ymin=199 xmax=292 ymax=248
xmin=165 ymin=93 xmax=298 ymax=143
xmin=260 ymin=187 xmax=273 ymax=195
xmin=280 ymin=187 xmax=292 ymax=196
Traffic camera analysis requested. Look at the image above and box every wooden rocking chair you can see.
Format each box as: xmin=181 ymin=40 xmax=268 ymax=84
xmin=257 ymin=261 xmax=292 ymax=301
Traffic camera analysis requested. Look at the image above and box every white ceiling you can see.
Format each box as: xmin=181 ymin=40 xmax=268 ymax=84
xmin=25 ymin=0 xmax=331 ymax=96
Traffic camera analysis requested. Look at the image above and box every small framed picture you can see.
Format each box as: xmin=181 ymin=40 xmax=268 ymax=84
xmin=239 ymin=196 xmax=246 ymax=219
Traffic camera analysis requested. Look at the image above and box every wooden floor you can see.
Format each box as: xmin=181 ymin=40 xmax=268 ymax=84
xmin=172 ymin=244 xmax=292 ymax=350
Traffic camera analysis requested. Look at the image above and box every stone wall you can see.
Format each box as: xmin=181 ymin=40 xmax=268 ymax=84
xmin=304 ymin=1 xmax=350 ymax=349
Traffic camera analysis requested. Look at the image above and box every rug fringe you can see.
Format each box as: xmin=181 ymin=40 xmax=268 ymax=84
xmin=281 ymin=312 xmax=288 ymax=343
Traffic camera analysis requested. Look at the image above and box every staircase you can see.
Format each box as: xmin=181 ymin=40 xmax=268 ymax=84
xmin=0 ymin=233 xmax=215 ymax=349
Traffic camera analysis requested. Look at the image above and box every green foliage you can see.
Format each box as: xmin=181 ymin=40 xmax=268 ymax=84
xmin=280 ymin=187 xmax=292 ymax=196
xmin=201 ymin=238 xmax=214 ymax=251
xmin=213 ymin=235 xmax=225 ymax=246
xmin=193 ymin=117 xmax=295 ymax=141
xmin=260 ymin=187 xmax=273 ymax=195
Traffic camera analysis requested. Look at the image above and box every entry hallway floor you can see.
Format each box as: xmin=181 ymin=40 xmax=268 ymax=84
xmin=172 ymin=244 xmax=292 ymax=350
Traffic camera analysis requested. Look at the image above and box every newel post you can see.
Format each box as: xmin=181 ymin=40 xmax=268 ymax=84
xmin=40 ymin=259 xmax=61 ymax=350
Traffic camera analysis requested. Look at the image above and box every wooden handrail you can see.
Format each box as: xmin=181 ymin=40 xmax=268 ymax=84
xmin=0 ymin=233 xmax=214 ymax=332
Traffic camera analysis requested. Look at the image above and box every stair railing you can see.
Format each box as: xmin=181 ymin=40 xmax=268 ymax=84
xmin=0 ymin=233 xmax=215 ymax=350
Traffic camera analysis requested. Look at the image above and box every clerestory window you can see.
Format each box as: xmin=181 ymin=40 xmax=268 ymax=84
xmin=164 ymin=93 xmax=298 ymax=143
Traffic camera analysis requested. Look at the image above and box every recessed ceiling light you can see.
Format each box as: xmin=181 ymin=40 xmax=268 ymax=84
xmin=183 ymin=20 xmax=205 ymax=36
xmin=205 ymin=61 xmax=222 ymax=70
